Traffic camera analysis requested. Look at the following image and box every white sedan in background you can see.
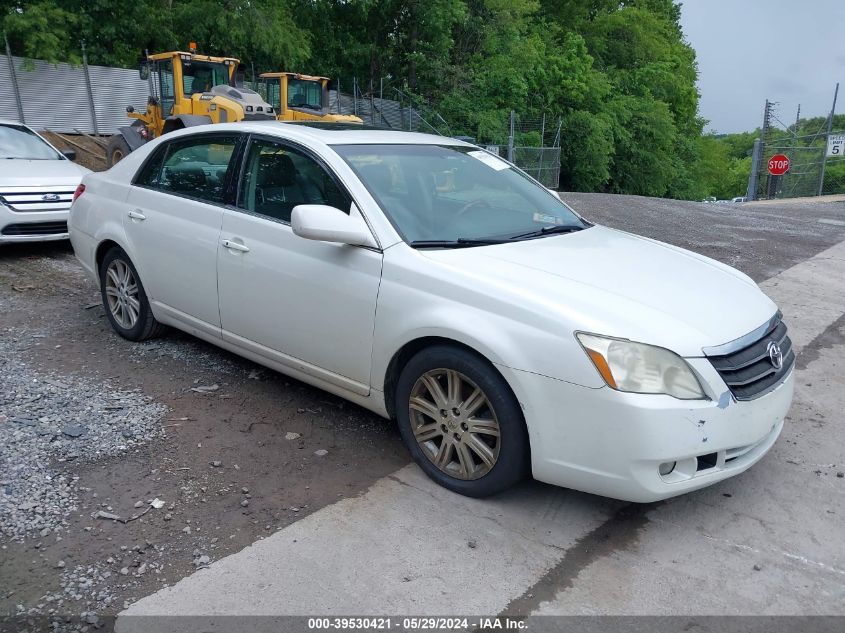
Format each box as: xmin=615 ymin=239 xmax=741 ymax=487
xmin=0 ymin=119 xmax=90 ymax=243
xmin=68 ymin=122 xmax=794 ymax=502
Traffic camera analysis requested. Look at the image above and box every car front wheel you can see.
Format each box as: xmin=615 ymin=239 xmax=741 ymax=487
xmin=99 ymin=247 xmax=165 ymax=341
xmin=395 ymin=345 xmax=529 ymax=497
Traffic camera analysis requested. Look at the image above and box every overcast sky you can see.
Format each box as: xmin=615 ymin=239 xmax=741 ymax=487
xmin=680 ymin=0 xmax=845 ymax=134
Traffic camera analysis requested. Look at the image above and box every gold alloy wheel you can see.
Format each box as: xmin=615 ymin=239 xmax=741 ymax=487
xmin=408 ymin=368 xmax=501 ymax=480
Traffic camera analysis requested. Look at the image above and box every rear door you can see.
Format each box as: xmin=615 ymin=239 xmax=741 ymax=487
xmin=123 ymin=133 xmax=241 ymax=335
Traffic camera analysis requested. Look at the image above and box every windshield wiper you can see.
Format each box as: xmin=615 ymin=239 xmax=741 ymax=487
xmin=409 ymin=238 xmax=512 ymax=249
xmin=508 ymin=225 xmax=585 ymax=240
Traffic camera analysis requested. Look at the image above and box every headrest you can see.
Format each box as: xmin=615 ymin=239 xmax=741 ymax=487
xmin=166 ymin=164 xmax=206 ymax=190
xmin=257 ymin=153 xmax=297 ymax=187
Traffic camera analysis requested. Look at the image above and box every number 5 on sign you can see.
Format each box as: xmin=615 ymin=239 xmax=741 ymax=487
xmin=828 ymin=135 xmax=845 ymax=157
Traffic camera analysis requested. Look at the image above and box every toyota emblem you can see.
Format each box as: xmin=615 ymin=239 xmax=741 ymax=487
xmin=767 ymin=340 xmax=783 ymax=370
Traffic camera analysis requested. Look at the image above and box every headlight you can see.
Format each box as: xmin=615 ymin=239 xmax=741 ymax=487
xmin=576 ymin=333 xmax=706 ymax=400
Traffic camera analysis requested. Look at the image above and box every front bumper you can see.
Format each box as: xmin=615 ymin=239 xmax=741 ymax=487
xmin=500 ymin=361 xmax=794 ymax=503
xmin=0 ymin=204 xmax=69 ymax=243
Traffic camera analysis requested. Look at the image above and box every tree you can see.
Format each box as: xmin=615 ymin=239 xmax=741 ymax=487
xmin=3 ymin=0 xmax=310 ymax=70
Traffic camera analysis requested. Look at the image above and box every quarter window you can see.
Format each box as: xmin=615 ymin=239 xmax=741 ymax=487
xmin=135 ymin=135 xmax=239 ymax=204
xmin=237 ymin=139 xmax=350 ymax=223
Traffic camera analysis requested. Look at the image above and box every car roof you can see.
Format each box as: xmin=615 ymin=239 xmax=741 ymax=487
xmin=192 ymin=120 xmax=474 ymax=147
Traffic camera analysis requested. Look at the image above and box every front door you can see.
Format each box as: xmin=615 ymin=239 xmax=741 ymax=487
xmin=216 ymin=137 xmax=383 ymax=392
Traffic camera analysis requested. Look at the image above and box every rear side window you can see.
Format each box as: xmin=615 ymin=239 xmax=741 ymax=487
xmin=134 ymin=135 xmax=239 ymax=204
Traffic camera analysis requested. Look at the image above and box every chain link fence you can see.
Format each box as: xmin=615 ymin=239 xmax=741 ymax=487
xmin=748 ymin=93 xmax=844 ymax=200
xmin=508 ymin=113 xmax=562 ymax=189
xmin=750 ymin=130 xmax=845 ymax=199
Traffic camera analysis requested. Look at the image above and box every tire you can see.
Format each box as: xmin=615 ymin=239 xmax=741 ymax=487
xmin=395 ymin=345 xmax=529 ymax=497
xmin=99 ymin=247 xmax=165 ymax=341
xmin=106 ymin=135 xmax=131 ymax=167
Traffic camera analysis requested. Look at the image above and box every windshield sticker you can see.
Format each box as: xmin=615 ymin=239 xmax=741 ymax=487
xmin=533 ymin=212 xmax=565 ymax=225
xmin=467 ymin=150 xmax=510 ymax=171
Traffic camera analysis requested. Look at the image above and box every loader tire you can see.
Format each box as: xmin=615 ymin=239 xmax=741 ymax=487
xmin=106 ymin=135 xmax=132 ymax=167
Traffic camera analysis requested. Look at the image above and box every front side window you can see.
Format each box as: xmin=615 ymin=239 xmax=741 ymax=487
xmin=334 ymin=144 xmax=586 ymax=244
xmin=0 ymin=124 xmax=62 ymax=160
xmin=135 ymin=135 xmax=238 ymax=204
xmin=287 ymin=79 xmax=323 ymax=111
xmin=182 ymin=61 xmax=230 ymax=95
xmin=237 ymin=138 xmax=350 ymax=223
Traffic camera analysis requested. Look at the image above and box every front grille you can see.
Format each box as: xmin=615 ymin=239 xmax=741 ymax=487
xmin=707 ymin=316 xmax=794 ymax=401
xmin=0 ymin=188 xmax=75 ymax=212
xmin=1 ymin=221 xmax=68 ymax=236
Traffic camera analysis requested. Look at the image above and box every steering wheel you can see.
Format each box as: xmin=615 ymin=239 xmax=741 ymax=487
xmin=457 ymin=198 xmax=492 ymax=218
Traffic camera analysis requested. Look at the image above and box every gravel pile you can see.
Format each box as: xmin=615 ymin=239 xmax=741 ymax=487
xmin=0 ymin=327 xmax=168 ymax=542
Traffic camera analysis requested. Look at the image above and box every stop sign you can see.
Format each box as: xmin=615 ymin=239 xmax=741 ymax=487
xmin=768 ymin=154 xmax=790 ymax=176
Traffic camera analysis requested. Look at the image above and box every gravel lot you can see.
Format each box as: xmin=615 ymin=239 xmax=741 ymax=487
xmin=1 ymin=192 xmax=844 ymax=631
xmin=0 ymin=246 xmax=406 ymax=632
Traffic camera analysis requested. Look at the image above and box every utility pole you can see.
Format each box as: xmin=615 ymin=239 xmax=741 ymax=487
xmin=818 ymin=82 xmax=839 ymax=196
xmin=507 ymin=110 xmax=515 ymax=162
xmin=747 ymin=138 xmax=762 ymax=201
xmin=81 ymin=40 xmax=100 ymax=135
xmin=750 ymin=100 xmax=774 ymax=200
xmin=4 ymin=32 xmax=25 ymax=123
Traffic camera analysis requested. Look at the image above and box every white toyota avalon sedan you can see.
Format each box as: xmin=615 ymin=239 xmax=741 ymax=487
xmin=68 ymin=122 xmax=794 ymax=502
xmin=1 ymin=119 xmax=91 ymax=243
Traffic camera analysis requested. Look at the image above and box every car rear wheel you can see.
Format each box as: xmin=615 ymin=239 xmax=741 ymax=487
xmin=395 ymin=345 xmax=529 ymax=497
xmin=99 ymin=247 xmax=165 ymax=341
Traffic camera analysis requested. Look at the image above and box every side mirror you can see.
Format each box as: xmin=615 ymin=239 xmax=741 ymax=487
xmin=61 ymin=150 xmax=77 ymax=161
xmin=139 ymin=60 xmax=150 ymax=81
xmin=291 ymin=204 xmax=376 ymax=247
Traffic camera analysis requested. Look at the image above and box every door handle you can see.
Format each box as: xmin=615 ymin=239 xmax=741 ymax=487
xmin=127 ymin=209 xmax=146 ymax=221
xmin=221 ymin=238 xmax=250 ymax=253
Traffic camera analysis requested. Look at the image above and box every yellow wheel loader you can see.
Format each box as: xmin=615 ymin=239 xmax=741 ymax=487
xmin=258 ymin=72 xmax=362 ymax=124
xmin=107 ymin=45 xmax=275 ymax=166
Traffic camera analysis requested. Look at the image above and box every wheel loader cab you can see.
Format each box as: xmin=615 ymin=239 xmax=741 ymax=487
xmin=137 ymin=51 xmax=239 ymax=131
xmin=109 ymin=49 xmax=275 ymax=166
xmin=259 ymin=72 xmax=363 ymax=125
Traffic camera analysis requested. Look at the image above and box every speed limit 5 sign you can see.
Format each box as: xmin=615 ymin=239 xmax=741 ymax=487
xmin=827 ymin=135 xmax=845 ymax=157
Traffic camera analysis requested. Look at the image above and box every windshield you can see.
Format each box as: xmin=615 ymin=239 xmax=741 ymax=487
xmin=334 ymin=144 xmax=585 ymax=244
xmin=288 ymin=79 xmax=323 ymax=111
xmin=182 ymin=61 xmax=230 ymax=94
xmin=0 ymin=124 xmax=62 ymax=160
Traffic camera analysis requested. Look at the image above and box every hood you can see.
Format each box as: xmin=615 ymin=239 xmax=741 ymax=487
xmin=1 ymin=158 xmax=90 ymax=186
xmin=419 ymin=225 xmax=777 ymax=357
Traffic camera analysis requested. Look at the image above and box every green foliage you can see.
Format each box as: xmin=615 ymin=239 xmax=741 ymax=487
xmin=691 ymin=135 xmax=750 ymax=200
xmin=4 ymin=0 xmax=713 ymax=199
xmin=2 ymin=0 xmax=310 ymax=69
